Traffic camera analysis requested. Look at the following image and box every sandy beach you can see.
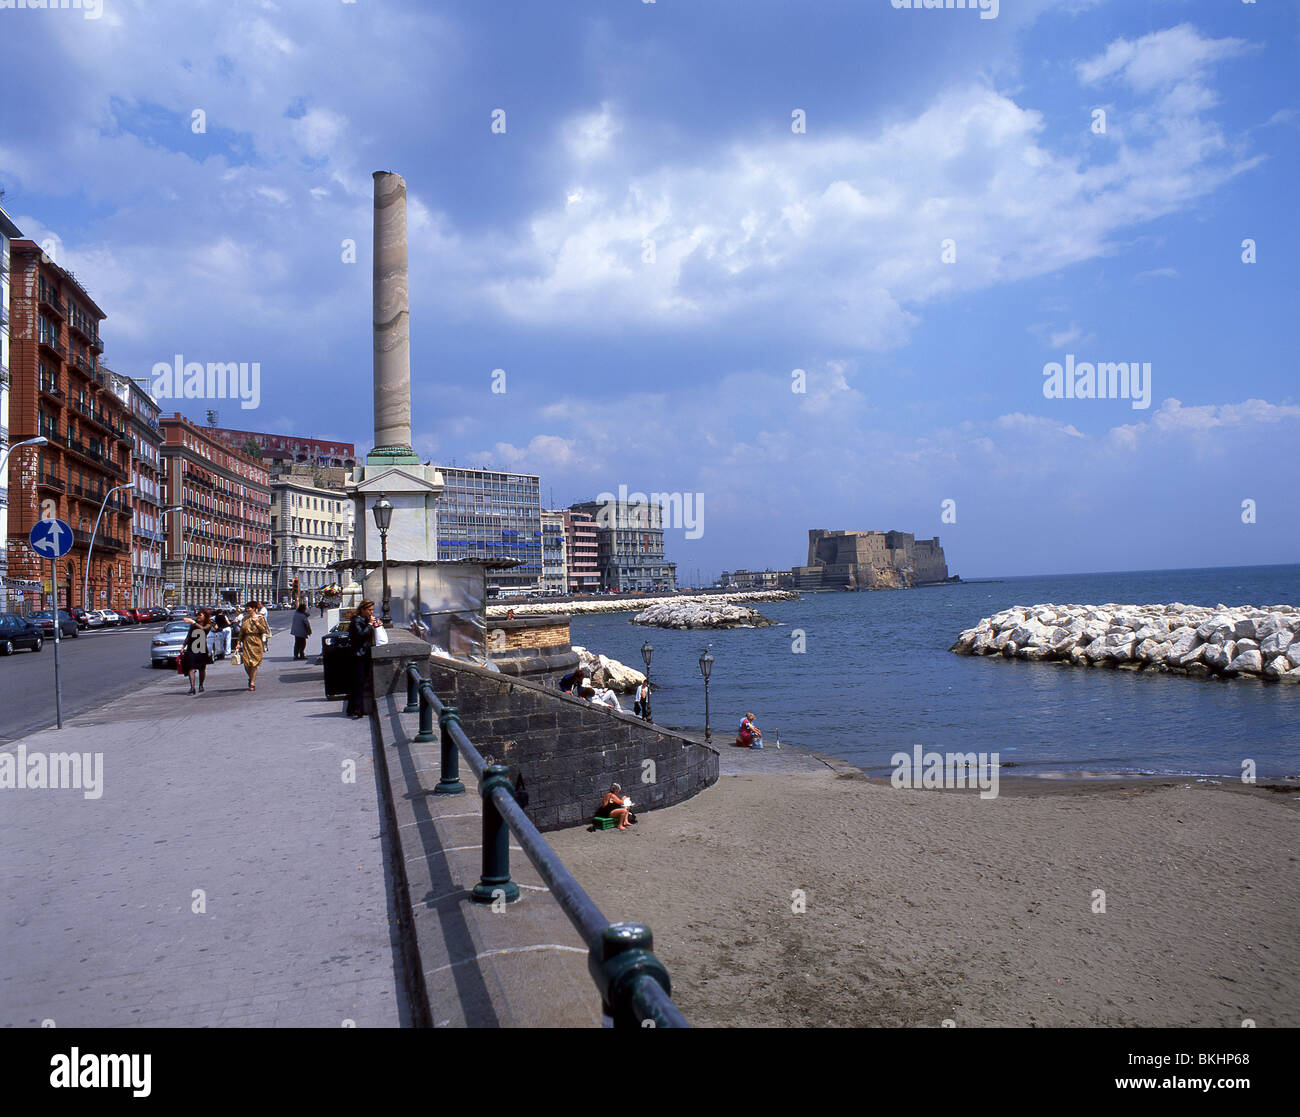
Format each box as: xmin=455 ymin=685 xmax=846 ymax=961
xmin=548 ymin=768 xmax=1300 ymax=1027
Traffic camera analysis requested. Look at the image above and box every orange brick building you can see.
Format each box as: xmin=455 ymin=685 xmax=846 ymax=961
xmin=5 ymin=241 xmax=133 ymax=611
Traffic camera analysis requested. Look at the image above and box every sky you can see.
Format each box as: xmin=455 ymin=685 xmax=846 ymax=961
xmin=1 ymin=0 xmax=1296 ymax=582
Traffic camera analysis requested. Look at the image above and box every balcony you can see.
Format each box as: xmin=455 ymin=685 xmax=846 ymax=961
xmin=36 ymin=470 xmax=66 ymax=493
xmin=91 ymin=333 xmax=104 ymax=353
xmin=40 ymin=291 xmax=66 ymax=318
xmin=67 ymin=314 xmax=97 ymax=345
xmin=38 ymin=335 xmax=65 ymax=360
xmin=38 ymin=375 xmax=64 ymax=402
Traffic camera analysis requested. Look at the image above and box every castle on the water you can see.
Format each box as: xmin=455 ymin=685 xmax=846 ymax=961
xmin=793 ymin=529 xmax=950 ymax=589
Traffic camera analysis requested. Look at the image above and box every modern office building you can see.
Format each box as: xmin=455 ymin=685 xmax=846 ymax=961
xmin=160 ymin=414 xmax=272 ymax=605
xmin=562 ymin=508 xmax=599 ymax=594
xmin=435 ymin=466 xmax=542 ymax=595
xmin=0 ymin=205 xmax=20 ymax=601
xmin=540 ymin=509 xmax=567 ymax=594
xmin=568 ymin=497 xmax=677 ymax=593
xmin=4 ymin=239 xmax=134 ymax=612
xmin=104 ymin=368 xmax=166 ymax=607
xmin=270 ymin=468 xmax=354 ymax=603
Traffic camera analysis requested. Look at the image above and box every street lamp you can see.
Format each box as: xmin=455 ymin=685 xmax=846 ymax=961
xmin=371 ymin=494 xmax=392 ymax=626
xmin=641 ymin=639 xmax=653 ymax=682
xmin=139 ymin=504 xmax=182 ymax=609
xmin=180 ymin=519 xmax=213 ymax=610
xmin=698 ymin=647 xmax=714 ymax=743
xmin=0 ymin=435 xmax=48 ymax=477
xmin=246 ymin=541 xmax=271 ymax=604
xmin=84 ymin=482 xmax=134 ymax=612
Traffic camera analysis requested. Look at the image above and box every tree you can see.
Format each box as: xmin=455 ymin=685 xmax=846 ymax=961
xmin=242 ymin=440 xmax=262 ymax=460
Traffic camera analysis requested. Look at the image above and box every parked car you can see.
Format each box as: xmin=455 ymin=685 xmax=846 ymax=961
xmin=82 ymin=610 xmax=106 ymax=628
xmin=145 ymin=607 xmax=170 ymax=622
xmin=29 ymin=610 xmax=80 ymax=639
xmin=98 ymin=608 xmax=122 ymax=626
xmin=69 ymin=606 xmax=91 ymax=629
xmin=116 ymin=609 xmax=139 ymax=625
xmin=0 ymin=614 xmax=44 ymax=654
xmin=150 ymin=621 xmax=192 ymax=668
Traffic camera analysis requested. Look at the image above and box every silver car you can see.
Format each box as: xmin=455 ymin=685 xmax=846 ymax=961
xmin=151 ymin=620 xmax=191 ymax=668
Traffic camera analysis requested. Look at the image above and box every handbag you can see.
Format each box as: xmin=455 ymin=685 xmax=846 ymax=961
xmin=373 ymin=623 xmax=389 ymax=647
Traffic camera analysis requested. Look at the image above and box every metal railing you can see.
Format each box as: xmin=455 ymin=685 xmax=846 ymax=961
xmin=401 ymin=661 xmax=688 ymax=1029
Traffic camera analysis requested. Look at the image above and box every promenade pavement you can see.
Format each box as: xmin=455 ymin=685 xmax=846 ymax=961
xmin=0 ymin=640 xmax=405 ymax=1027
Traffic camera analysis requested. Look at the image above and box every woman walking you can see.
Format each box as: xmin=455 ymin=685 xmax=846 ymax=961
xmin=289 ymin=603 xmax=312 ymax=660
xmin=182 ymin=609 xmax=213 ymax=695
xmin=345 ymin=600 xmax=380 ymax=719
xmin=234 ymin=600 xmax=271 ymax=691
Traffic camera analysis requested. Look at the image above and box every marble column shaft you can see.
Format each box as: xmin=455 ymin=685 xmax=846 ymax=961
xmin=372 ymin=171 xmax=413 ymax=453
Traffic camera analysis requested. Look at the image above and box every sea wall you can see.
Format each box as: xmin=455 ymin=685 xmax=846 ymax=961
xmin=487 ymin=590 xmax=798 ymax=618
xmin=951 ymin=602 xmax=1300 ymax=681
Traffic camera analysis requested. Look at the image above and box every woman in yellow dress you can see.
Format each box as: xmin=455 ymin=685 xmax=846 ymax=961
xmin=233 ymin=601 xmax=271 ymax=691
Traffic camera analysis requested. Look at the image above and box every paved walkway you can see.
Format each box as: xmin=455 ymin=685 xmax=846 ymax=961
xmin=0 ymin=643 xmax=405 ymax=1027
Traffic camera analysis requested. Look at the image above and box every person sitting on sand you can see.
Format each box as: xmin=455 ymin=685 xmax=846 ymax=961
xmin=736 ymin=712 xmax=763 ymax=748
xmin=600 ymin=783 xmax=632 ymax=830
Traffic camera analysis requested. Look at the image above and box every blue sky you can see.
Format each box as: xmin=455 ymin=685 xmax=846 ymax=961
xmin=2 ymin=0 xmax=1296 ymax=581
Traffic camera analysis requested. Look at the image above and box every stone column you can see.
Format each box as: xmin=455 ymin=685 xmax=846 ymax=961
xmin=371 ymin=171 xmax=416 ymax=462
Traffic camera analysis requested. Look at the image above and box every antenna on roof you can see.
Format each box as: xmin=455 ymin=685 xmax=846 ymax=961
xmin=205 ymin=409 xmax=219 ymax=427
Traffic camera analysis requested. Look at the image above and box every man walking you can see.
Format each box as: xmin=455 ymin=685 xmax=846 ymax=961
xmin=290 ymin=602 xmax=313 ymax=660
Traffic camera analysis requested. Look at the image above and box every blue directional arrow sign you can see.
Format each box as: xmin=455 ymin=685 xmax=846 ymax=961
xmin=30 ymin=518 xmax=73 ymax=559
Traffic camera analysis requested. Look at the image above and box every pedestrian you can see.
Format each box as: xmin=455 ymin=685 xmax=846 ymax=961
xmin=210 ymin=607 xmax=231 ymax=659
xmin=290 ymin=602 xmax=312 ymax=660
xmin=345 ymin=599 xmax=380 ymax=719
xmin=182 ymin=608 xmax=213 ymax=695
xmin=234 ymin=600 xmax=271 ymax=691
xmin=634 ymin=680 xmax=653 ymax=723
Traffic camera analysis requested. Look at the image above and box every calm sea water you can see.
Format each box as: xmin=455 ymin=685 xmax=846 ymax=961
xmin=570 ymin=565 xmax=1300 ymax=780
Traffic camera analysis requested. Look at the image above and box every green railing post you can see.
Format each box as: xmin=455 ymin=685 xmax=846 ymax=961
xmin=591 ymin=922 xmax=672 ymax=1028
xmin=434 ymin=703 xmax=465 ymax=795
xmin=471 ymin=764 xmax=519 ymax=904
xmin=414 ymin=682 xmax=437 ymax=743
xmin=403 ymin=664 xmax=421 ymax=713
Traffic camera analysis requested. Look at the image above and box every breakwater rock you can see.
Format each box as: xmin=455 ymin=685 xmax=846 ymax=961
xmin=951 ymin=603 xmax=1300 ymax=681
xmin=571 ymin=646 xmax=645 ymax=692
xmin=487 ymin=590 xmax=798 ymax=618
xmin=632 ymin=599 xmax=776 ymax=629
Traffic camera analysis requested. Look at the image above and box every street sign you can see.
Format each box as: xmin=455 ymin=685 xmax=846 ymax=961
xmin=29 ymin=518 xmax=73 ymax=559
xmin=164 ymin=582 xmax=176 ymax=590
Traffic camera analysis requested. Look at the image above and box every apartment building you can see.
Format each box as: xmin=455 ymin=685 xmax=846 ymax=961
xmin=436 ymin=466 xmax=542 ymax=595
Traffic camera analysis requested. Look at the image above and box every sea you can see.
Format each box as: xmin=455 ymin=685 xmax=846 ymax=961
xmin=569 ymin=564 xmax=1300 ymax=781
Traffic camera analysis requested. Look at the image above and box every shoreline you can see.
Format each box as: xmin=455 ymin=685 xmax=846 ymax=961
xmin=548 ymin=765 xmax=1300 ymax=1027
xmin=486 ymin=590 xmax=799 ymax=617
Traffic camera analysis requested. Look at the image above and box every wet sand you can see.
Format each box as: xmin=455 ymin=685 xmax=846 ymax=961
xmin=548 ymin=772 xmax=1300 ymax=1027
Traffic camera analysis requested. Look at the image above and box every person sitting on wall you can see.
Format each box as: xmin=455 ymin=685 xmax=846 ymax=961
xmin=560 ymin=667 xmax=588 ymax=696
xmin=736 ymin=712 xmax=764 ymax=748
xmin=599 ymin=783 xmax=633 ymax=831
xmin=590 ymin=684 xmax=622 ymax=711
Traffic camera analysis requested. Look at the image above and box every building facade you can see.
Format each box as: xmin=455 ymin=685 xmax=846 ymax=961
xmin=209 ymin=427 xmax=356 ymax=470
xmin=568 ymin=498 xmax=677 ymax=593
xmin=435 ymin=466 xmax=541 ymax=595
xmin=540 ymin=509 xmax=567 ymax=594
xmin=4 ymin=240 xmax=134 ymax=612
xmin=105 ymin=369 xmax=166 ymax=607
xmin=719 ymin=568 xmax=794 ymax=590
xmin=0 ymin=205 xmax=20 ymax=600
xmin=562 ymin=509 xmax=599 ymax=594
xmin=270 ymin=470 xmax=353 ymax=603
xmin=160 ymin=414 xmax=272 ymax=606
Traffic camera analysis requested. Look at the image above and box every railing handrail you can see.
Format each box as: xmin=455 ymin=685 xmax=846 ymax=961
xmin=404 ymin=660 xmax=689 ymax=1029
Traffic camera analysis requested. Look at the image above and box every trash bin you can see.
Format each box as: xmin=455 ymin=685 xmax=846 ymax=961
xmin=322 ymin=631 xmax=353 ymax=698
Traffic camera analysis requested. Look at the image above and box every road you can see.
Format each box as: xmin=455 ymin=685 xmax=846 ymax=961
xmin=0 ymin=618 xmax=283 ymax=743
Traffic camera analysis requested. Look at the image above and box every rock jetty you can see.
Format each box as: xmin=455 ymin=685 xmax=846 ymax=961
xmin=632 ymin=598 xmax=776 ymax=629
xmin=951 ymin=603 xmax=1300 ymax=681
xmin=487 ymin=590 xmax=797 ymax=618
xmin=571 ymin=646 xmax=645 ymax=693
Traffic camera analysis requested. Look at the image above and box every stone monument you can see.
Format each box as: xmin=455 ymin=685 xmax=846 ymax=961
xmin=343 ymin=171 xmax=444 ymax=613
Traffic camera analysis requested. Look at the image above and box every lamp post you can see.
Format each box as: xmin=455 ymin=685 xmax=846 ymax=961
xmin=371 ymin=494 xmax=392 ymax=626
xmin=640 ymin=639 xmax=653 ymax=683
xmin=0 ymin=435 xmax=48 ymax=477
xmin=698 ymin=648 xmax=714 ymax=743
xmin=180 ymin=518 xmax=212 ymax=611
xmin=140 ymin=504 xmax=182 ymax=608
xmin=84 ymin=482 xmax=134 ymax=612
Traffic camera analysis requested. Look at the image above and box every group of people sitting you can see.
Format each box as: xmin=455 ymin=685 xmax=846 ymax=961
xmin=560 ymin=667 xmax=652 ymax=721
